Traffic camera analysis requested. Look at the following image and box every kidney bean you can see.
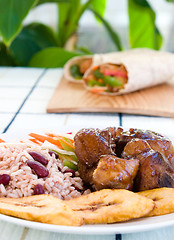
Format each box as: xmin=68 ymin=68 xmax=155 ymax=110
xmin=0 ymin=174 xmax=10 ymax=185
xmin=74 ymin=186 xmax=80 ymax=191
xmin=29 ymin=151 xmax=48 ymax=166
xmin=64 ymin=169 xmax=75 ymax=177
xmin=27 ymin=160 xmax=49 ymax=178
xmin=34 ymin=184 xmax=45 ymax=195
xmin=57 ymin=166 xmax=61 ymax=172
xmin=48 ymin=151 xmax=59 ymax=159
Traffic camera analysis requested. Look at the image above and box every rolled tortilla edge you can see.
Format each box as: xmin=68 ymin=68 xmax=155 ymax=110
xmin=64 ymin=55 xmax=92 ymax=83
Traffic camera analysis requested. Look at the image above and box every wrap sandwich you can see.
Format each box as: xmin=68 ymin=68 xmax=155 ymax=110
xmin=64 ymin=52 xmax=123 ymax=83
xmin=83 ymin=49 xmax=174 ymax=95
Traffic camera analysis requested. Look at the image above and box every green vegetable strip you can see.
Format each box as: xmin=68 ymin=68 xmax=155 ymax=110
xmin=88 ymin=80 xmax=105 ymax=87
xmin=70 ymin=64 xmax=83 ymax=79
xmin=62 ymin=159 xmax=78 ymax=171
xmin=93 ymin=69 xmax=122 ymax=87
xmin=59 ymin=139 xmax=75 ymax=152
xmin=93 ymin=69 xmax=104 ymax=79
xmin=44 ymin=139 xmax=78 ymax=171
xmin=64 ymin=137 xmax=73 ymax=145
xmin=103 ymin=76 xmax=122 ymax=87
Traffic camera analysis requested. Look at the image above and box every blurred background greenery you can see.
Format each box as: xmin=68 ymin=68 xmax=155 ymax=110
xmin=0 ymin=0 xmax=173 ymax=68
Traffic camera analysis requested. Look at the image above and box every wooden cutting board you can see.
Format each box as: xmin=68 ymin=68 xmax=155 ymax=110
xmin=47 ymin=77 xmax=174 ymax=117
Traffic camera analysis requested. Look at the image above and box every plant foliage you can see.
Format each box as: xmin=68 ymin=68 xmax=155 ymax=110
xmin=0 ymin=0 xmax=37 ymax=45
xmin=128 ymin=0 xmax=162 ymax=49
xmin=0 ymin=0 xmax=172 ymax=67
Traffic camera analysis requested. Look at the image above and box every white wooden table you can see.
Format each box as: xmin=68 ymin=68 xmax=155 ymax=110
xmin=1 ymin=67 xmax=174 ymax=240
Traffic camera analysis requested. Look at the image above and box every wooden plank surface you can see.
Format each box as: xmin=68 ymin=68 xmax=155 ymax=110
xmin=47 ymin=77 xmax=174 ymax=117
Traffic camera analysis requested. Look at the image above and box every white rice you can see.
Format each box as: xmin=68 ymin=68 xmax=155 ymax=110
xmin=0 ymin=143 xmax=87 ymax=200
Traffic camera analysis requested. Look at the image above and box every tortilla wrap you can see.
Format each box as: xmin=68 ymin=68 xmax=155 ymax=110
xmin=83 ymin=49 xmax=174 ymax=95
xmin=64 ymin=52 xmax=122 ymax=83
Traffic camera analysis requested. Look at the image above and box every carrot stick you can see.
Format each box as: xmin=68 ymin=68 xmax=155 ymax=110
xmin=46 ymin=133 xmax=74 ymax=143
xmin=92 ymin=66 xmax=98 ymax=71
xmin=29 ymin=133 xmax=63 ymax=149
xmin=29 ymin=138 xmax=41 ymax=145
xmin=55 ymin=136 xmax=75 ymax=149
xmin=46 ymin=133 xmax=74 ymax=144
xmin=45 ymin=133 xmax=55 ymax=137
xmin=0 ymin=139 xmax=5 ymax=143
xmin=98 ymin=79 xmax=103 ymax=83
xmin=29 ymin=133 xmax=47 ymax=143
xmin=90 ymin=88 xmax=105 ymax=93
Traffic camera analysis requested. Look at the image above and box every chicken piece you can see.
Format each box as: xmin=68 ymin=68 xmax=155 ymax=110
xmin=74 ymin=128 xmax=116 ymax=187
xmin=116 ymin=128 xmax=174 ymax=168
xmin=80 ymin=58 xmax=92 ymax=74
xmin=75 ymin=127 xmax=174 ymax=192
xmin=100 ymin=127 xmax=117 ymax=152
xmin=135 ymin=151 xmax=174 ymax=191
xmin=115 ymin=128 xmax=162 ymax=157
xmin=92 ymin=155 xmax=139 ymax=191
xmin=121 ymin=139 xmax=151 ymax=159
xmin=78 ymin=162 xmax=96 ymax=187
xmin=147 ymin=138 xmax=174 ymax=168
xmin=74 ymin=128 xmax=115 ymax=167
xmin=122 ymin=139 xmax=174 ymax=191
xmin=115 ymin=127 xmax=132 ymax=157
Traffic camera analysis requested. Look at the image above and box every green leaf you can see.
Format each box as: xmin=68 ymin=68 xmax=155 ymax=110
xmin=29 ymin=47 xmax=82 ymax=68
xmin=90 ymin=8 xmax=123 ymax=51
xmin=10 ymin=23 xmax=58 ymax=66
xmin=165 ymin=0 xmax=174 ymax=2
xmin=76 ymin=46 xmax=93 ymax=54
xmin=36 ymin=0 xmax=69 ymax=5
xmin=58 ymin=0 xmax=93 ymax=46
xmin=58 ymin=1 xmax=72 ymax=46
xmin=132 ymin=0 xmax=149 ymax=6
xmin=0 ymin=0 xmax=37 ymax=46
xmin=91 ymin=0 xmax=106 ymax=22
xmin=58 ymin=0 xmax=85 ymax=46
xmin=128 ymin=0 xmax=163 ymax=50
xmin=0 ymin=42 xmax=16 ymax=66
xmin=155 ymin=27 xmax=163 ymax=50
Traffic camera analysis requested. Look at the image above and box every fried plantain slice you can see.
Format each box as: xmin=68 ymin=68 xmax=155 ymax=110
xmin=138 ymin=187 xmax=174 ymax=217
xmin=0 ymin=194 xmax=83 ymax=226
xmin=65 ymin=189 xmax=154 ymax=224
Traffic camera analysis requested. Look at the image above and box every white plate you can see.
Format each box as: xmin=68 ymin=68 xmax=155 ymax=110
xmin=0 ymin=212 xmax=174 ymax=235
xmin=1 ymin=130 xmax=174 ymax=235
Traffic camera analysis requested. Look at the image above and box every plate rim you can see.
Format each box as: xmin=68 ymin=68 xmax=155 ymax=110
xmin=1 ymin=212 xmax=174 ymax=235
